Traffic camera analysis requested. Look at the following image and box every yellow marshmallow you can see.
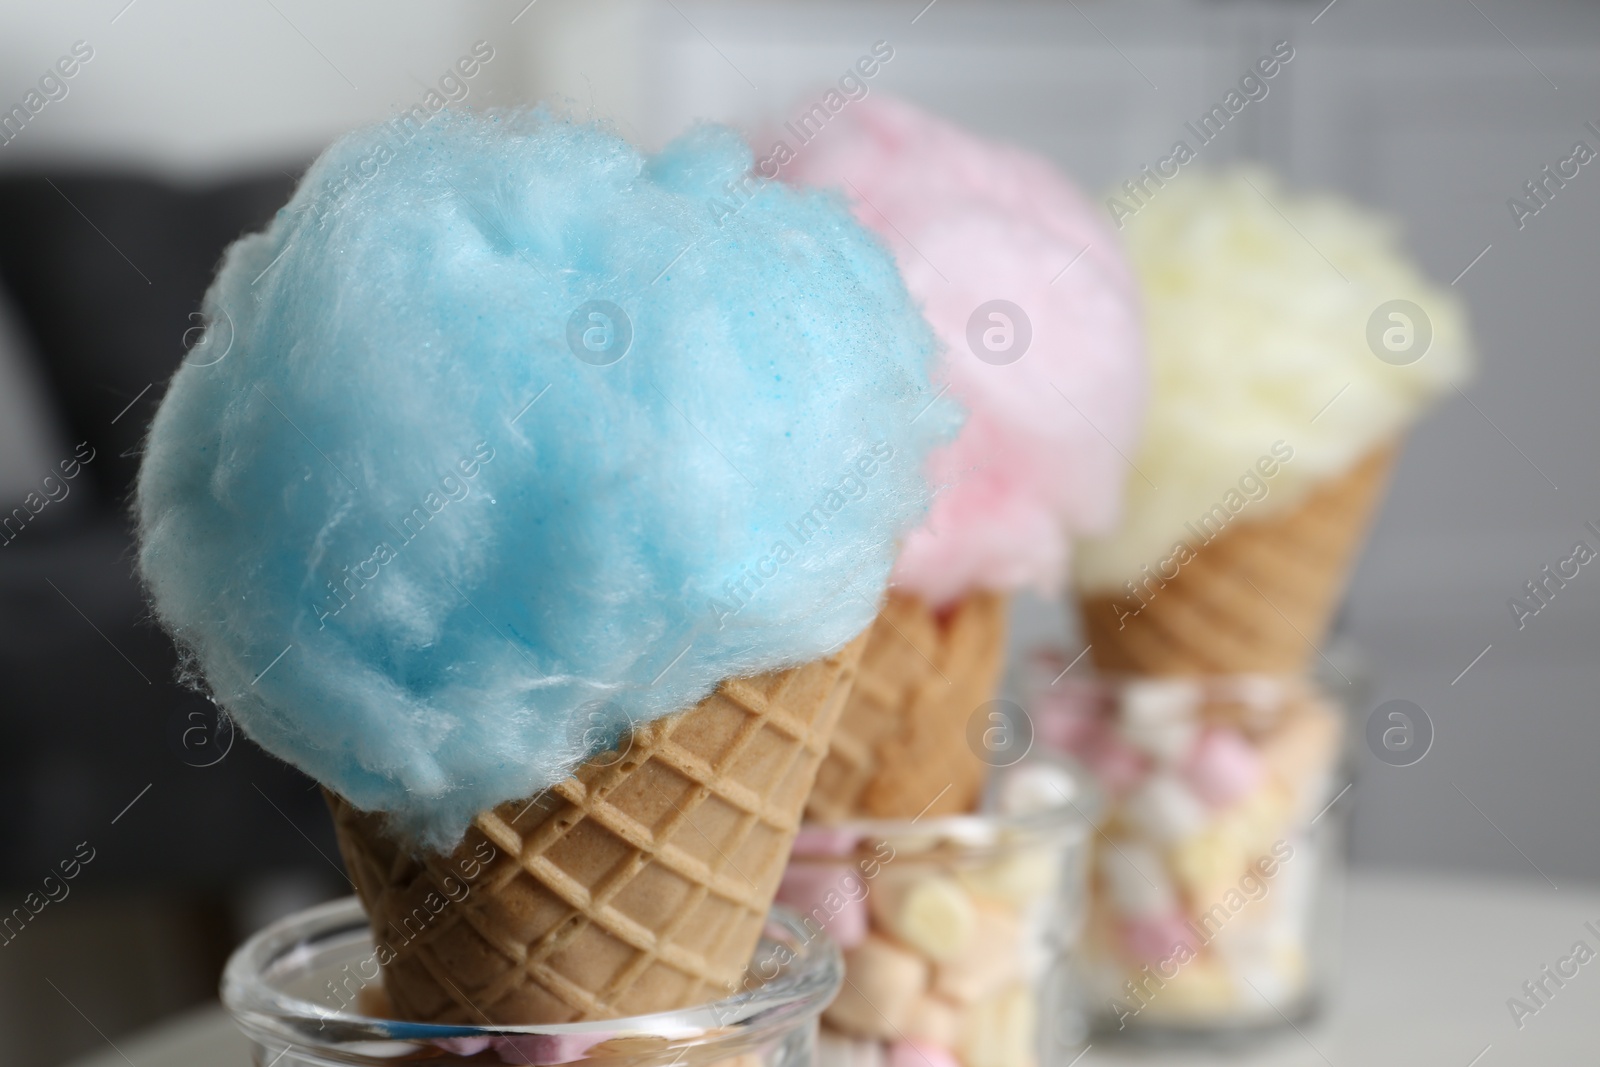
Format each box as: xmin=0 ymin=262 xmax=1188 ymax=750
xmin=871 ymin=873 xmax=977 ymax=961
xmin=957 ymin=983 xmax=1038 ymax=1067
xmin=956 ymin=846 xmax=1060 ymax=907
xmin=932 ymin=903 xmax=1023 ymax=1003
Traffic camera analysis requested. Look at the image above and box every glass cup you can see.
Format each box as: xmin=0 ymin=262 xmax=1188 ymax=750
xmin=1024 ymin=658 xmax=1347 ymax=1040
xmin=222 ymin=896 xmax=843 ymax=1066
xmin=782 ymin=761 xmax=1090 ymax=1067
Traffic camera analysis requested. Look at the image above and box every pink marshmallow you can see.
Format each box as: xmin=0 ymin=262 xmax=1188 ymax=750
xmin=490 ymin=1033 xmax=609 ymax=1065
xmin=1079 ymin=727 xmax=1150 ymax=798
xmin=432 ymin=1037 xmax=493 ymax=1056
xmin=1036 ymin=705 xmax=1099 ymax=757
xmin=777 ymin=865 xmax=870 ymax=948
xmin=792 ymin=826 xmax=862 ymax=856
xmin=888 ymin=1039 xmax=961 ymax=1067
xmin=1184 ymin=728 xmax=1265 ymax=808
xmin=1120 ymin=912 xmax=1198 ymax=965
xmin=779 ymin=96 xmax=1146 ymax=607
xmin=1032 ymin=678 xmax=1105 ymax=756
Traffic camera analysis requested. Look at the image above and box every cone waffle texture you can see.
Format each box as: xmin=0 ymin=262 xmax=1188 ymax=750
xmin=1080 ymin=446 xmax=1395 ymax=676
xmin=805 ymin=592 xmax=1005 ymax=823
xmin=327 ymin=634 xmax=867 ymax=1025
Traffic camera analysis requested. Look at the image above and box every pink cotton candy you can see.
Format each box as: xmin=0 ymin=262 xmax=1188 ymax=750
xmin=1184 ymin=728 xmax=1265 ymax=808
xmin=779 ymin=97 xmax=1145 ymax=606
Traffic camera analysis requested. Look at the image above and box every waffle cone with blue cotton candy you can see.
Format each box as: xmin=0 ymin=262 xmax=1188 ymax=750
xmin=134 ymin=108 xmax=956 ymax=1024
xmin=328 ymin=632 xmax=866 ymax=1024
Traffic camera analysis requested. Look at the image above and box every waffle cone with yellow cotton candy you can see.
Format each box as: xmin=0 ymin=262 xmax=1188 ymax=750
xmin=1080 ymin=446 xmax=1396 ymax=677
xmin=327 ymin=633 xmax=867 ymax=1025
xmin=805 ymin=591 xmax=1006 ymax=823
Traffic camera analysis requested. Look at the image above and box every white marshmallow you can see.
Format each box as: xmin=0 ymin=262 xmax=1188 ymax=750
xmin=823 ymin=935 xmax=930 ymax=1040
xmin=1099 ymin=841 xmax=1175 ymax=918
xmin=1118 ymin=679 xmax=1201 ymax=765
xmin=817 ymin=1029 xmax=887 ymax=1067
xmin=994 ymin=760 xmax=1077 ymax=816
xmin=1122 ymin=774 xmax=1209 ymax=844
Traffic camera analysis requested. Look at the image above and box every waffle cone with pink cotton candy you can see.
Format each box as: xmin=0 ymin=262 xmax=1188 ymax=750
xmin=1080 ymin=445 xmax=1396 ymax=677
xmin=778 ymin=96 xmax=1147 ymax=822
xmin=328 ymin=634 xmax=866 ymax=1025
xmin=805 ymin=591 xmax=1005 ymax=823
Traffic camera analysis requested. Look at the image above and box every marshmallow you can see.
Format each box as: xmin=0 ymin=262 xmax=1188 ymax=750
xmin=932 ymin=904 xmax=1023 ymax=1003
xmin=824 ymin=936 xmax=930 ymax=1039
xmin=778 ymin=865 xmax=871 ymax=950
xmin=901 ymin=995 xmax=962 ymax=1049
xmin=1140 ymin=956 xmax=1236 ymax=1020
xmin=1033 ymin=684 xmax=1102 ymax=756
xmin=1259 ymin=701 xmax=1340 ymax=791
xmin=1218 ymin=780 xmax=1293 ymax=858
xmin=793 ymin=827 xmax=864 ymax=857
xmin=1169 ymin=825 xmax=1250 ymax=909
xmin=490 ymin=1033 xmax=608 ymax=1064
xmin=888 ymin=1041 xmax=960 ymax=1067
xmin=1099 ymin=840 xmax=1175 ymax=918
xmin=432 ymin=1038 xmax=492 ymax=1057
xmin=1078 ymin=729 xmax=1150 ymax=798
xmin=1183 ymin=728 xmax=1265 ymax=809
xmin=1120 ymin=911 xmax=1198 ymax=966
xmin=1118 ymin=679 xmax=1201 ymax=765
xmin=956 ymin=984 xmax=1037 ymax=1067
xmin=993 ymin=760 xmax=1076 ymax=816
xmin=1122 ymin=774 xmax=1208 ymax=844
xmin=870 ymin=874 xmax=978 ymax=961
xmin=1210 ymin=916 xmax=1308 ymax=1005
xmin=817 ymin=1030 xmax=887 ymax=1067
xmin=1265 ymin=837 xmax=1317 ymax=944
xmin=957 ymin=848 xmax=1060 ymax=907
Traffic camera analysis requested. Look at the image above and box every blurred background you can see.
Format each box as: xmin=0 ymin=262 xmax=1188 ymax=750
xmin=2 ymin=1 xmax=1597 ymax=1063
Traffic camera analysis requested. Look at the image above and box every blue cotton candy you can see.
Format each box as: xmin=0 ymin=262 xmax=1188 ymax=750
xmin=135 ymin=109 xmax=954 ymax=850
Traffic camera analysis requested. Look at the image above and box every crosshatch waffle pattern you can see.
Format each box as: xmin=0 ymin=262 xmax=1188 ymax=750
xmin=805 ymin=591 xmax=1004 ymax=824
xmin=1081 ymin=446 xmax=1396 ymax=676
xmin=328 ymin=634 xmax=867 ymax=1025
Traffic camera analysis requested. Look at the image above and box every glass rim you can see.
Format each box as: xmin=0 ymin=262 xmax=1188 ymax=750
xmin=1023 ymin=646 xmax=1351 ymax=697
xmin=789 ymin=776 xmax=1089 ymax=861
xmin=222 ymin=896 xmax=842 ymax=1051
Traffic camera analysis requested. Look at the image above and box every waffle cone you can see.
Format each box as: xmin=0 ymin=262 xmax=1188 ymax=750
xmin=1080 ymin=446 xmax=1396 ymax=676
xmin=805 ymin=591 xmax=1005 ymax=823
xmin=327 ymin=634 xmax=868 ymax=1025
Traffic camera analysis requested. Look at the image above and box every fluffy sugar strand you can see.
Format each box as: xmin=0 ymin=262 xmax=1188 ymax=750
xmin=136 ymin=109 xmax=953 ymax=849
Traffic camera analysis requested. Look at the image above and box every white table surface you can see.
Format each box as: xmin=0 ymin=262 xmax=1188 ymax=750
xmin=67 ymin=873 xmax=1600 ymax=1067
